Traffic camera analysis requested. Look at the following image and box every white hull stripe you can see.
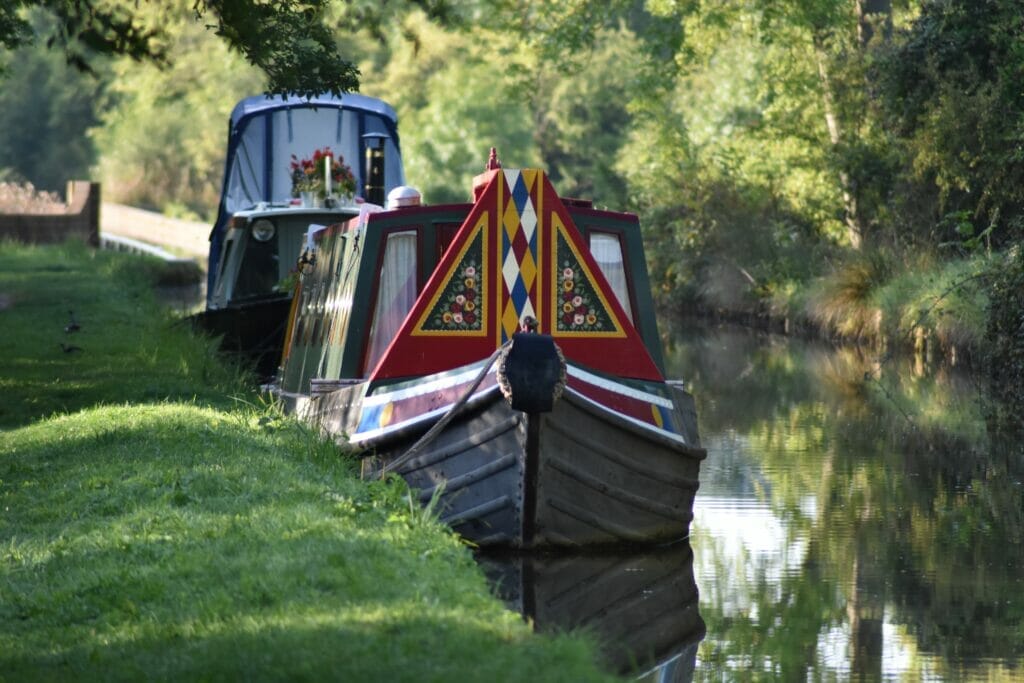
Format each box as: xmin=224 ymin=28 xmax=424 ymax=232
xmin=362 ymin=360 xmax=495 ymax=407
xmin=352 ymin=384 xmax=502 ymax=443
xmin=567 ymin=364 xmax=675 ymax=409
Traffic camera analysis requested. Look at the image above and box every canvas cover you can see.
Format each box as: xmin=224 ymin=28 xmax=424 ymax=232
xmin=207 ymin=93 xmax=404 ymax=297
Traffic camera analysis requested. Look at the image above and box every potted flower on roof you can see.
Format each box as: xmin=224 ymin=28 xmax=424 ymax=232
xmin=290 ymin=147 xmax=356 ymax=206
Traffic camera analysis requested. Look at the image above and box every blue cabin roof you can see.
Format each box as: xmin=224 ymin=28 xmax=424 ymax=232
xmin=228 ymin=93 xmax=399 ymax=128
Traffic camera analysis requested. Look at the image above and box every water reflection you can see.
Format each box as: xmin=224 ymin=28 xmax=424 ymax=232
xmin=665 ymin=322 xmax=1024 ymax=681
xmin=478 ymin=542 xmax=706 ymax=679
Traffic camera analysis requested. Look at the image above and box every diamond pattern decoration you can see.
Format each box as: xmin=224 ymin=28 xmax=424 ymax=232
xmin=499 ymin=169 xmax=540 ymax=342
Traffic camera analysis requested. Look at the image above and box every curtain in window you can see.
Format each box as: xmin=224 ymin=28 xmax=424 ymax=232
xmin=590 ymin=233 xmax=633 ymax=321
xmin=364 ymin=231 xmax=417 ymax=372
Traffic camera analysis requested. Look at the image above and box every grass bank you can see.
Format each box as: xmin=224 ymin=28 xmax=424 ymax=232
xmin=689 ymin=248 xmax=995 ymax=367
xmin=0 ymin=241 xmax=615 ymax=681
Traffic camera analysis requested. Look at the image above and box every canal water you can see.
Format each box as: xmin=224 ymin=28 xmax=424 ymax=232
xmin=484 ymin=323 xmax=1024 ymax=681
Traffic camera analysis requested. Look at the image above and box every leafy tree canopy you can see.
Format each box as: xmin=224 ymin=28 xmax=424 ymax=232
xmin=1 ymin=0 xmax=359 ymax=97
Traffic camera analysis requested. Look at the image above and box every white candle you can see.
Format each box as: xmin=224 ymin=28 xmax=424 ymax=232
xmin=325 ymin=155 xmax=332 ymax=196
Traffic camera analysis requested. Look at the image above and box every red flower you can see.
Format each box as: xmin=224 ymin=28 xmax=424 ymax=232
xmin=464 ymin=312 xmax=477 ymax=325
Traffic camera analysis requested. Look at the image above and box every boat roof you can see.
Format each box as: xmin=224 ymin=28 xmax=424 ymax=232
xmin=228 ymin=93 xmax=399 ymax=128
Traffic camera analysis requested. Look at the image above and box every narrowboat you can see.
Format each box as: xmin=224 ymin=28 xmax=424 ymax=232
xmin=274 ymin=150 xmax=706 ymax=549
xmin=195 ymin=93 xmax=405 ymax=374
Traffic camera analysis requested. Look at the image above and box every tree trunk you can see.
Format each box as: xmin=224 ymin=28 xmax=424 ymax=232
xmin=813 ymin=35 xmax=864 ymax=249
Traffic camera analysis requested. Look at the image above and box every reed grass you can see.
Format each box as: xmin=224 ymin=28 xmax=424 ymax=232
xmin=0 ymin=241 xmax=615 ymax=682
xmin=802 ymin=249 xmax=990 ymax=359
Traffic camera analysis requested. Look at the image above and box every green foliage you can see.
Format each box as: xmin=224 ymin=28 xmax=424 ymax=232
xmin=91 ymin=4 xmax=264 ymax=216
xmin=986 ymin=246 xmax=1024 ymax=426
xmin=799 ymin=248 xmax=991 ymax=355
xmin=874 ymin=0 xmax=1024 ymax=247
xmin=359 ymin=12 xmax=541 ymax=204
xmin=0 ymin=1 xmax=357 ymax=96
xmin=0 ymin=11 xmax=102 ymax=192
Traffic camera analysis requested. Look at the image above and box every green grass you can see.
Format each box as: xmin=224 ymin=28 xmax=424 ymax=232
xmin=0 ymin=241 xmax=616 ymax=681
xmin=0 ymin=240 xmax=244 ymax=428
xmin=798 ymin=249 xmax=991 ymax=358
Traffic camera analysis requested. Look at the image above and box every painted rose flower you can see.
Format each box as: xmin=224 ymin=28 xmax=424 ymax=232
xmin=456 ymin=294 xmax=466 ymax=304
xmin=464 ymin=266 xmax=476 ymax=277
xmin=574 ymin=313 xmax=585 ymax=325
xmin=562 ymin=267 xmax=574 ymax=279
xmin=572 ymin=295 xmax=583 ymax=307
xmin=453 ymin=312 xmax=463 ymax=324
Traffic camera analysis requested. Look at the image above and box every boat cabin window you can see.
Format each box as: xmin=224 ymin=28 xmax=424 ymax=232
xmin=234 ymin=232 xmax=279 ymax=300
xmin=364 ymin=230 xmax=418 ymax=373
xmin=212 ymin=234 xmax=237 ymax=302
xmin=589 ymin=232 xmax=633 ymax=322
xmin=436 ymin=223 xmax=461 ymax=260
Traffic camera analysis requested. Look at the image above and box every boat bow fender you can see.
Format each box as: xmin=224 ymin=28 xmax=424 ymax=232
xmin=496 ymin=333 xmax=566 ymax=413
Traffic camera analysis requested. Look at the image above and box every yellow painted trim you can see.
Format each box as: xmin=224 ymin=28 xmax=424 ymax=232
xmin=411 ymin=211 xmax=490 ymax=337
xmin=551 ymin=214 xmax=627 ymax=339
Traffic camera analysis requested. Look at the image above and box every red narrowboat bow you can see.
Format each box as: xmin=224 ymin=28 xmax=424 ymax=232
xmin=272 ymin=151 xmax=705 ymax=549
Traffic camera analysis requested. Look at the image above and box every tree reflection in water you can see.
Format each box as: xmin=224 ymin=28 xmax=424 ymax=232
xmin=664 ymin=322 xmax=1024 ymax=681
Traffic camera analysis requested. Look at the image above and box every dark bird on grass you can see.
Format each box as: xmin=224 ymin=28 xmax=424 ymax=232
xmin=60 ymin=343 xmax=83 ymax=353
xmin=65 ymin=310 xmax=80 ymax=333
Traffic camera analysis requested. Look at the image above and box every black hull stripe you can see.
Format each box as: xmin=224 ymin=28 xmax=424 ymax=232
xmin=399 ymin=414 xmax=521 ymax=473
xmin=546 ymin=418 xmax=701 ymax=489
xmin=547 ymin=455 xmax=693 ymax=520
xmin=443 ymin=495 xmax=515 ymax=527
xmin=417 ymin=452 xmax=519 ymax=502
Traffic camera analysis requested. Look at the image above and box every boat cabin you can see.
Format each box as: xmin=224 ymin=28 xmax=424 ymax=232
xmin=206 ymin=93 xmax=405 ymax=310
xmin=278 ymin=168 xmax=666 ymax=395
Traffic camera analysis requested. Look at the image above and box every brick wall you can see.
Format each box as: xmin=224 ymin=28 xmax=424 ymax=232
xmin=0 ymin=181 xmax=100 ymax=247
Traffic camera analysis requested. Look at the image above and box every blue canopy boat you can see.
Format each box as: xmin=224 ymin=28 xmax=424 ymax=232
xmin=196 ymin=93 xmax=405 ymax=373
xmin=272 ymin=150 xmax=706 ymax=549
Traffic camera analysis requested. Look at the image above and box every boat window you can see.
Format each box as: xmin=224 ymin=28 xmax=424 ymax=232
xmin=436 ymin=223 xmax=460 ymax=259
xmin=589 ymin=232 xmax=633 ymax=322
xmin=234 ymin=234 xmax=279 ymax=300
xmin=364 ymin=230 xmax=418 ymax=372
xmin=213 ymin=235 xmax=236 ymax=302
